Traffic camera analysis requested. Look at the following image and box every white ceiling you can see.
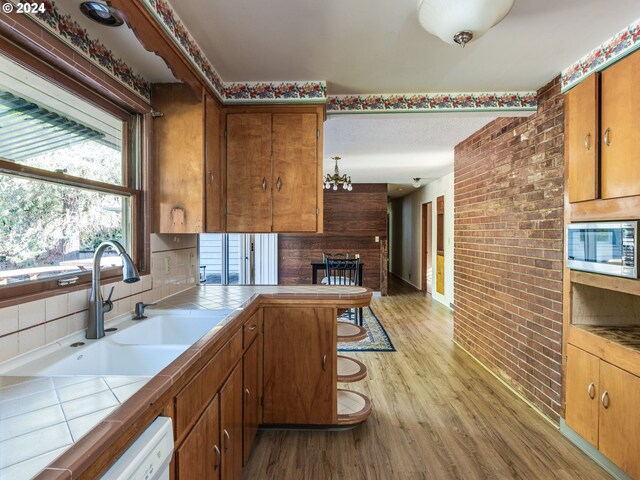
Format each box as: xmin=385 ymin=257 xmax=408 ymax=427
xmin=169 ymin=0 xmax=640 ymax=93
xmin=324 ymin=113 xmax=499 ymax=190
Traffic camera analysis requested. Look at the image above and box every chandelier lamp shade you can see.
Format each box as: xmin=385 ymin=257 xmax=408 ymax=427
xmin=417 ymin=0 xmax=515 ymax=47
xmin=324 ymin=156 xmax=353 ymax=191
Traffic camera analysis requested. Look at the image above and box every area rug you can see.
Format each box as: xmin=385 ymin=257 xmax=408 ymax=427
xmin=338 ymin=306 xmax=395 ymax=352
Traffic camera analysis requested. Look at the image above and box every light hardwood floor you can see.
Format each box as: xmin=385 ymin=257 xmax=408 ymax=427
xmin=243 ymin=277 xmax=610 ymax=479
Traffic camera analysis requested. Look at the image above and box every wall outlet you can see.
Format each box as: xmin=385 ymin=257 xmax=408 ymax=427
xmin=374 ymin=236 xmax=380 ymax=243
xmin=164 ymin=256 xmax=171 ymax=274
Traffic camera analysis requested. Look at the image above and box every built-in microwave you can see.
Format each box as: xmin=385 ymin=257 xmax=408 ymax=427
xmin=566 ymin=221 xmax=638 ymax=278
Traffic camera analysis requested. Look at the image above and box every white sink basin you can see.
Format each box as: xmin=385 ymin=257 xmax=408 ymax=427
xmin=111 ymin=309 xmax=233 ymax=345
xmin=1 ymin=309 xmax=235 ymax=377
xmin=4 ymin=341 xmax=186 ymax=377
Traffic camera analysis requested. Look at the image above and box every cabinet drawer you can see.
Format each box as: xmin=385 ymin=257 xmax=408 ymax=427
xmin=175 ymin=329 xmax=242 ymax=438
xmin=243 ymin=311 xmax=261 ymax=349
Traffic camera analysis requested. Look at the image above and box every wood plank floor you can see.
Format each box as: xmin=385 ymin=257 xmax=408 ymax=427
xmin=243 ymin=277 xmax=610 ymax=479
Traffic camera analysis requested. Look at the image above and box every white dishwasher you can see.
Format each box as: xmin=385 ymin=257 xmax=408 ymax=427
xmin=101 ymin=417 xmax=174 ymax=480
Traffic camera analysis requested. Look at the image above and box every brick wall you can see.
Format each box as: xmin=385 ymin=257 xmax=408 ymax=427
xmin=453 ymin=78 xmax=564 ymax=422
xmin=278 ymin=184 xmax=388 ymax=293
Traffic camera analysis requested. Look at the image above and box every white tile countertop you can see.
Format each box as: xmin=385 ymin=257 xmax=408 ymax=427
xmin=0 ymin=284 xmax=370 ymax=479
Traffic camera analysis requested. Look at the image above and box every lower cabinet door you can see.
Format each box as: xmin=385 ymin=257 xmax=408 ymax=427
xmin=598 ymin=361 xmax=640 ymax=479
xmin=221 ymin=363 xmax=243 ymax=480
xmin=243 ymin=337 xmax=260 ymax=464
xmin=176 ymin=394 xmax=221 ymax=480
xmin=565 ymin=344 xmax=599 ymax=447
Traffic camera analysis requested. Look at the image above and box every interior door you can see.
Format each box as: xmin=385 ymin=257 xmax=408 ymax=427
xmin=271 ymin=113 xmax=318 ymax=232
xmin=565 ymin=344 xmax=599 ymax=447
xmin=226 ymin=113 xmax=272 ymax=232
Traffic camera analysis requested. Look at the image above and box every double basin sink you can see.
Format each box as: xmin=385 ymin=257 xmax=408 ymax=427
xmin=3 ymin=309 xmax=234 ymax=377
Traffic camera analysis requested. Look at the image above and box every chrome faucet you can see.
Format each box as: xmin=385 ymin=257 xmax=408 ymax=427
xmin=87 ymin=240 xmax=140 ymax=340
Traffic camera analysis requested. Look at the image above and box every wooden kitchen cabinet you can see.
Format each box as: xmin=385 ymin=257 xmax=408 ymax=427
xmin=225 ymin=107 xmax=323 ymax=233
xmin=600 ymin=50 xmax=640 ymax=199
xmin=565 ymin=49 xmax=640 ymax=204
xmin=598 ymin=361 xmax=640 ymax=479
xmin=243 ymin=334 xmax=261 ymax=463
xmin=565 ymin=344 xmax=640 ymax=478
xmin=152 ymin=83 xmax=224 ymax=234
xmin=565 ymin=344 xmax=599 ymax=446
xmin=566 ymin=74 xmax=599 ymax=203
xmin=220 ymin=363 xmax=244 ymax=480
xmin=262 ymin=306 xmax=337 ymax=424
xmin=176 ymin=394 xmax=221 ymax=480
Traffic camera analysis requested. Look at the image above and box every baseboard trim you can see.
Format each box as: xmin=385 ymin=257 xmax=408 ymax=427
xmin=559 ymin=419 xmax=632 ymax=480
xmin=453 ymin=340 xmax=558 ymax=429
xmin=388 ymin=271 xmax=420 ymax=291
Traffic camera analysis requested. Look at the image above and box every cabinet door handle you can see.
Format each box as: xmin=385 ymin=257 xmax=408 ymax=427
xmin=262 ymin=177 xmax=267 ymax=191
xmin=223 ymin=429 xmax=230 ymax=451
xmin=601 ymin=391 xmax=610 ymax=409
xmin=249 ymin=324 xmax=257 ymax=331
xmin=245 ymin=388 xmax=251 ymax=401
xmin=276 ymin=176 xmax=282 ymax=192
xmin=587 ymin=383 xmax=595 ymax=399
xmin=213 ymin=444 xmax=221 ymax=469
xmin=322 ymin=354 xmax=327 ymax=371
xmin=208 ymin=170 xmax=214 ymax=185
xmin=584 ymin=133 xmax=591 ymax=151
xmin=603 ymin=128 xmax=611 ymax=146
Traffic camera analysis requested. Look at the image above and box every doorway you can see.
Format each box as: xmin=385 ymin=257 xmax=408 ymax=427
xmin=421 ymin=202 xmax=432 ymax=294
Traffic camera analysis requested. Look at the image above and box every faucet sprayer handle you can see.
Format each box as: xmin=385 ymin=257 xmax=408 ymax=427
xmin=103 ymin=286 xmax=115 ymax=313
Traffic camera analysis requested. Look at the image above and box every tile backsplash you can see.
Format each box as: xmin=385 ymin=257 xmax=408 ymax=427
xmin=0 ymin=234 xmax=199 ymax=363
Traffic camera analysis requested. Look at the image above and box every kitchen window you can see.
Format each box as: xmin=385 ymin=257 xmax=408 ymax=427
xmin=0 ymin=53 xmax=142 ymax=296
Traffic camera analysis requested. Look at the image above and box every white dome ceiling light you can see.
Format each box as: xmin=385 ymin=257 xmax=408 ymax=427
xmin=417 ymin=0 xmax=515 ymax=47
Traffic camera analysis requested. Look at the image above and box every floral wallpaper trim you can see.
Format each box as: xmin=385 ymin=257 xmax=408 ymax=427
xmin=10 ymin=0 xmax=152 ymax=101
xmin=225 ymin=82 xmax=326 ymax=102
xmin=326 ymin=92 xmax=537 ymax=113
xmin=561 ymin=18 xmax=640 ymax=93
xmin=141 ymin=0 xmax=327 ymax=103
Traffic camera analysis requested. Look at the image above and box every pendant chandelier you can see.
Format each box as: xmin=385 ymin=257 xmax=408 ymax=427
xmin=324 ymin=156 xmax=353 ymax=191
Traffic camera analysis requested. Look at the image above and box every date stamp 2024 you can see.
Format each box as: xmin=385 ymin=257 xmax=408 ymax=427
xmin=2 ymin=2 xmax=46 ymax=14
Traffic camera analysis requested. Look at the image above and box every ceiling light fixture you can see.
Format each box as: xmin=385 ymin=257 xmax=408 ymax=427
xmin=324 ymin=156 xmax=353 ymax=191
xmin=412 ymin=178 xmax=422 ymax=188
xmin=417 ymin=0 xmax=514 ymax=47
xmin=80 ymin=2 xmax=124 ymax=27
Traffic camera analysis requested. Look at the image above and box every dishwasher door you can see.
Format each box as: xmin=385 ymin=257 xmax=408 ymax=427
xmin=101 ymin=417 xmax=174 ymax=480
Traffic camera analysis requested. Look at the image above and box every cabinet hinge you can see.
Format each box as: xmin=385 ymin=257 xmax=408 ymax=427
xmin=224 ymin=129 xmax=227 ymax=138
xmin=223 ymin=206 xmax=227 ymax=215
xmin=260 ymin=396 xmax=264 ymax=407
xmin=316 ymin=129 xmax=320 ymax=139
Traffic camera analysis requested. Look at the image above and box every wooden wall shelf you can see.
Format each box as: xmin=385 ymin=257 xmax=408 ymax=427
xmin=570 ymin=270 xmax=640 ymax=297
xmin=337 ymin=355 xmax=367 ymax=383
xmin=336 ymin=389 xmax=372 ymax=425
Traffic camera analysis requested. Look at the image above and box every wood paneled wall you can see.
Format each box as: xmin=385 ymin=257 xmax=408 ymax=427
xmin=278 ymin=184 xmax=388 ymax=293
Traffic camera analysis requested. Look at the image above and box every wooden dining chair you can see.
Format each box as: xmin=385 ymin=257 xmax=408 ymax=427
xmin=323 ymin=256 xmax=361 ymax=324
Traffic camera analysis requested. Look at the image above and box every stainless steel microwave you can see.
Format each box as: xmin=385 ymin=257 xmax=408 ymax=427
xmin=566 ymin=222 xmax=638 ymax=278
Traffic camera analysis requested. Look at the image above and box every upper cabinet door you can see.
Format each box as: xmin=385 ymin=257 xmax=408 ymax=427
xmin=566 ymin=73 xmax=599 ymax=203
xmin=271 ymin=113 xmax=318 ymax=232
xmin=601 ymin=50 xmax=640 ymax=199
xmin=226 ymin=113 xmax=272 ymax=232
xmin=153 ymin=84 xmax=205 ymax=233
xmin=205 ymin=96 xmax=224 ymax=232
